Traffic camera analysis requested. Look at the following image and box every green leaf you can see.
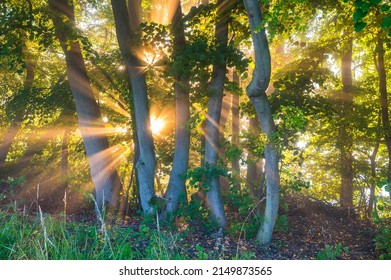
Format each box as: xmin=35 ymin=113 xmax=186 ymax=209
xmin=380 ymin=4 xmax=390 ymax=12
xmin=369 ymin=0 xmax=382 ymax=5
xmin=354 ymin=21 xmax=367 ymax=32
xmin=381 ymin=16 xmax=391 ymax=30
xmin=353 ymin=9 xmax=368 ymax=23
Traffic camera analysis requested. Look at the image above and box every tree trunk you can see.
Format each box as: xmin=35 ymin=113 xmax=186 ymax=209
xmin=220 ymin=92 xmax=231 ymax=130
xmin=231 ymin=69 xmax=240 ymax=179
xmin=368 ymin=141 xmax=380 ymax=217
xmin=218 ymin=85 xmax=232 ymax=193
xmin=376 ymin=35 xmax=391 ymax=199
xmin=243 ymin=0 xmax=280 ymax=244
xmin=61 ymin=129 xmax=70 ymax=195
xmin=246 ymin=117 xmax=264 ymax=197
xmin=0 ymin=55 xmax=37 ymax=174
xmin=165 ymin=2 xmax=191 ymax=214
xmin=339 ymin=38 xmax=354 ymax=209
xmin=49 ymin=0 xmax=122 ymax=212
xmin=111 ymin=0 xmax=156 ymax=214
xmin=204 ymin=0 xmax=229 ymax=228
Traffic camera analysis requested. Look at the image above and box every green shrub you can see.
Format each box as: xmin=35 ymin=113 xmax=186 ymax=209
xmin=374 ymin=223 xmax=391 ymax=260
xmin=315 ymin=243 xmax=348 ymax=260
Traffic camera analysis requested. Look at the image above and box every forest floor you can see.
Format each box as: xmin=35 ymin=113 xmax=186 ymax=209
xmin=115 ymin=194 xmax=382 ymax=260
xmin=0 ymin=186 xmax=386 ymax=259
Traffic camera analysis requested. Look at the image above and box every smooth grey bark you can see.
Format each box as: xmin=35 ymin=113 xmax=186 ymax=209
xmin=339 ymin=38 xmax=354 ymax=209
xmin=111 ymin=0 xmax=156 ymax=214
xmin=0 ymin=55 xmax=36 ymax=174
xmin=243 ymin=0 xmax=280 ymax=244
xmin=48 ymin=0 xmax=121 ymax=212
xmin=375 ymin=35 xmax=391 ymax=199
xmin=220 ymin=92 xmax=231 ymax=130
xmin=165 ymin=2 xmax=191 ymax=214
xmin=204 ymin=0 xmax=229 ymax=228
xmin=218 ymin=90 xmax=232 ymax=194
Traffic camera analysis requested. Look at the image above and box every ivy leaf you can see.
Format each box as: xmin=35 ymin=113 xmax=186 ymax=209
xmin=354 ymin=21 xmax=367 ymax=32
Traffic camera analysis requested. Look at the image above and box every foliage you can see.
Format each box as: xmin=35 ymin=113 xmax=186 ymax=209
xmin=350 ymin=0 xmax=391 ymax=35
xmin=374 ymin=222 xmax=391 ymax=260
xmin=225 ymin=187 xmax=261 ymax=239
xmin=186 ymin=163 xmax=229 ymax=192
xmin=274 ymin=214 xmax=289 ymax=232
xmin=315 ymin=243 xmax=349 ymax=260
xmin=0 ymin=176 xmax=25 ymax=199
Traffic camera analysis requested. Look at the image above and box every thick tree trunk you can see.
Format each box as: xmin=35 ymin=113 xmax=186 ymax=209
xmin=220 ymin=92 xmax=231 ymax=130
xmin=218 ymin=88 xmax=232 ymax=193
xmin=165 ymin=2 xmax=191 ymax=214
xmin=204 ymin=0 xmax=229 ymax=228
xmin=339 ymin=38 xmax=354 ymax=209
xmin=376 ymin=35 xmax=391 ymax=199
xmin=111 ymin=0 xmax=156 ymax=214
xmin=49 ymin=0 xmax=122 ymax=212
xmin=243 ymin=0 xmax=280 ymax=244
xmin=0 ymin=56 xmax=37 ymax=174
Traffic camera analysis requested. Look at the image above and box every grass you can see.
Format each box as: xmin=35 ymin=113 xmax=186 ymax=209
xmin=0 ymin=204 xmax=189 ymax=260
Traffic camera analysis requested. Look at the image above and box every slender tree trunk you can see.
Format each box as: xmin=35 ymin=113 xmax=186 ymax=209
xmin=48 ymin=0 xmax=122 ymax=212
xmin=246 ymin=117 xmax=264 ymax=196
xmin=376 ymin=35 xmax=391 ymax=199
xmin=204 ymin=0 xmax=229 ymax=228
xmin=0 ymin=55 xmax=37 ymax=174
xmin=61 ymin=129 xmax=70 ymax=195
xmin=243 ymin=0 xmax=280 ymax=244
xmin=111 ymin=0 xmax=156 ymax=214
xmin=231 ymin=69 xmax=240 ymax=179
xmin=200 ymin=121 xmax=206 ymax=167
xmin=340 ymin=38 xmax=354 ymax=209
xmin=165 ymin=1 xmax=191 ymax=214
xmin=118 ymin=67 xmax=142 ymax=216
xmin=368 ymin=141 xmax=380 ymax=217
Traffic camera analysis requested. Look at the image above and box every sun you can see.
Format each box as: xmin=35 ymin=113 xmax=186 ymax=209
xmin=150 ymin=115 xmax=165 ymax=135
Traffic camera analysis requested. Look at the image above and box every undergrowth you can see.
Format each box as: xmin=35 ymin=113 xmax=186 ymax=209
xmin=0 ymin=204 xmax=189 ymax=260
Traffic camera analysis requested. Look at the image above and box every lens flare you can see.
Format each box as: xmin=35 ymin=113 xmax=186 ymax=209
xmin=150 ymin=115 xmax=165 ymax=135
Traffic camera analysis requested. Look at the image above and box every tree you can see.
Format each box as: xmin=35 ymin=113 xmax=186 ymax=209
xmin=339 ymin=36 xmax=354 ymax=209
xmin=48 ymin=0 xmax=122 ymax=212
xmin=203 ymin=0 xmax=230 ymax=228
xmin=243 ymin=0 xmax=280 ymax=244
xmin=164 ymin=0 xmax=191 ymax=214
xmin=111 ymin=0 xmax=156 ymax=214
xmin=0 ymin=53 xmax=37 ymax=173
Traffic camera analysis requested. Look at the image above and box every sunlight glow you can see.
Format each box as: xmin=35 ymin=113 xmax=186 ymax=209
xmin=150 ymin=115 xmax=165 ymax=135
xmin=143 ymin=50 xmax=157 ymax=66
xmin=297 ymin=140 xmax=307 ymax=149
